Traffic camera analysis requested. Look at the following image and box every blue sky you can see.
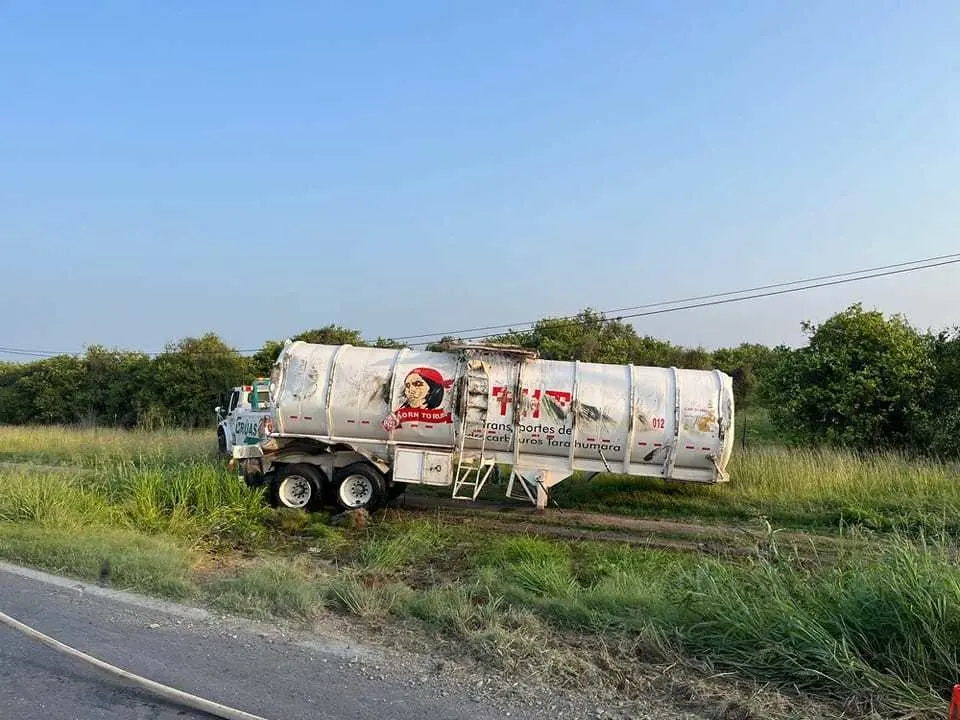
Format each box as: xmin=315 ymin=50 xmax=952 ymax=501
xmin=2 ymin=1 xmax=958 ymax=361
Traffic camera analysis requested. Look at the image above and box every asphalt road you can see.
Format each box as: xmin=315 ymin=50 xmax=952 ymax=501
xmin=0 ymin=561 xmax=640 ymax=720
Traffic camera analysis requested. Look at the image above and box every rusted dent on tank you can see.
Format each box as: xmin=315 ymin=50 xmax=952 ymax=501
xmin=683 ymin=406 xmax=718 ymax=434
xmin=696 ymin=412 xmax=716 ymax=433
xmin=718 ymin=401 xmax=732 ymax=440
xmin=573 ymin=401 xmax=614 ymax=425
xmin=540 ymin=393 xmax=569 ymax=422
xmin=518 ymin=391 xmax=535 ymax=417
xmin=364 ymin=374 xmax=392 ymax=407
xmin=301 ymin=367 xmax=320 ymax=401
xmin=379 ymin=378 xmax=393 ymax=407
xmin=467 ymin=375 xmax=489 ymax=395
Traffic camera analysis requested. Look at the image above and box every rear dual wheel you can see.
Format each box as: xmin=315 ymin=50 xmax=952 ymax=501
xmin=271 ymin=463 xmax=323 ymax=510
xmin=332 ymin=463 xmax=387 ymax=512
xmin=270 ymin=462 xmax=387 ymax=512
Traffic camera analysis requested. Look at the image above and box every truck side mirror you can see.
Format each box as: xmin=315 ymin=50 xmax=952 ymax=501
xmin=215 ymin=406 xmax=223 ymax=416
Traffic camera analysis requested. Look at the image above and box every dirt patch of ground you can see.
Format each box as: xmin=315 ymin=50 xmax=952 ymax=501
xmin=392 ymin=493 xmax=855 ymax=562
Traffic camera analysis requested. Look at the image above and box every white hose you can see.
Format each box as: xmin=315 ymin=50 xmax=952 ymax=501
xmin=0 ymin=608 xmax=272 ymax=720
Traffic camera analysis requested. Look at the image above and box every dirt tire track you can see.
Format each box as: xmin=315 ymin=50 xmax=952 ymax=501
xmin=392 ymin=492 xmax=857 ymax=561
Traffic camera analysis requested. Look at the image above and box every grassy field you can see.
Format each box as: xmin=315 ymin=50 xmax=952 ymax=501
xmin=551 ymin=445 xmax=960 ymax=536
xmin=0 ymin=423 xmax=958 ymax=719
xmin=0 ymin=424 xmax=214 ymax=466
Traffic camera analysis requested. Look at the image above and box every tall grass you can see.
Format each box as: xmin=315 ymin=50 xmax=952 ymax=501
xmin=353 ymin=518 xmax=453 ymax=572
xmin=104 ymin=460 xmax=269 ymax=548
xmin=0 ymin=470 xmax=117 ymax=529
xmin=666 ymin=536 xmax=960 ymax=716
xmin=462 ymin=533 xmax=959 ymax=717
xmin=0 ymin=458 xmax=268 ymax=571
xmin=0 ymin=424 xmax=214 ymax=467
xmin=551 ymin=446 xmax=960 ymax=535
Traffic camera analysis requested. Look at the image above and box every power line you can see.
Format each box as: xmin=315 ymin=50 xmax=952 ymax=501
xmin=393 ymin=251 xmax=960 ymax=344
xmin=0 ymin=347 xmax=66 ymax=359
xmin=2 ymin=251 xmax=959 ymax=360
xmin=0 ymin=345 xmax=261 ymax=360
xmin=406 ymin=255 xmax=960 ymax=346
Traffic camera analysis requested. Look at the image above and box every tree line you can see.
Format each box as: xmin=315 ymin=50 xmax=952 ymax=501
xmin=3 ymin=304 xmax=959 ymax=458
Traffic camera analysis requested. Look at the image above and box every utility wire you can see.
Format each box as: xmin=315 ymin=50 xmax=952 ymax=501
xmin=393 ymin=251 xmax=960 ymax=344
xmin=2 ymin=251 xmax=959 ymax=359
xmin=0 ymin=345 xmax=261 ymax=360
xmin=406 ymin=255 xmax=960 ymax=346
xmin=0 ymin=347 xmax=73 ymax=358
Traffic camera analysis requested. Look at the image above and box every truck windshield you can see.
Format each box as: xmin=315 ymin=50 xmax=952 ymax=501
xmin=253 ymin=390 xmax=270 ymax=409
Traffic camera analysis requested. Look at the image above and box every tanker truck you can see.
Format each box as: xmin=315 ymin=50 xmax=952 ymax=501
xmin=230 ymin=340 xmax=735 ymax=512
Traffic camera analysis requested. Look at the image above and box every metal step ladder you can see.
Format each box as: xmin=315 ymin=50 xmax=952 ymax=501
xmin=452 ymin=358 xmax=495 ymax=501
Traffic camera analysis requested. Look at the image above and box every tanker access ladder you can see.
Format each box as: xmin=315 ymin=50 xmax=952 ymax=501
xmin=451 ymin=356 xmax=498 ymax=501
xmin=450 ymin=350 xmax=561 ymax=510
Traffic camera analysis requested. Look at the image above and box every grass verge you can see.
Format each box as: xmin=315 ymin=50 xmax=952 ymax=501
xmin=0 ymin=523 xmax=197 ymax=600
xmin=549 ymin=445 xmax=960 ymax=536
xmin=1 ymin=426 xmax=958 ymax=718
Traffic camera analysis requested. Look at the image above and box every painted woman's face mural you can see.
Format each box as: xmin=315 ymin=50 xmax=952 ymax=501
xmin=403 ymin=372 xmax=430 ymax=409
xmin=382 ymin=367 xmax=454 ymax=431
xmin=401 ymin=368 xmax=446 ymax=409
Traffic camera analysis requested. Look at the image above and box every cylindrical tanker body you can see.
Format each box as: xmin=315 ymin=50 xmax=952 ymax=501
xmin=262 ymin=341 xmax=734 ymax=508
xmin=269 ymin=342 xmax=463 ymax=459
xmin=461 ymin=350 xmax=735 ymax=483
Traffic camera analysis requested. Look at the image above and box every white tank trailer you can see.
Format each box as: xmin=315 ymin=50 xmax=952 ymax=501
xmin=231 ymin=340 xmax=736 ymax=511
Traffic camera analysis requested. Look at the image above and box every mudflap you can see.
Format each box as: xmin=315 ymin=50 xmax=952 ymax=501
xmin=231 ymin=444 xmax=266 ymax=488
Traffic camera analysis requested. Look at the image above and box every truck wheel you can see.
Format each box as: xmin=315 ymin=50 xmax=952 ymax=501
xmin=271 ymin=463 xmax=323 ymax=510
xmin=332 ymin=463 xmax=386 ymax=512
xmin=217 ymin=428 xmax=228 ymax=457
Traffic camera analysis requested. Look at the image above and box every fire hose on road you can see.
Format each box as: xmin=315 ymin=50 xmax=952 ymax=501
xmin=0 ymin=608 xmax=273 ymax=720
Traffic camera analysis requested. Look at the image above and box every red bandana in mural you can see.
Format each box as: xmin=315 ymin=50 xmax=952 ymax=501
xmin=381 ymin=366 xmax=454 ymax=431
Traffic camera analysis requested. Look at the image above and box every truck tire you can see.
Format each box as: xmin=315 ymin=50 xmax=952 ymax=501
xmin=271 ymin=463 xmax=323 ymax=511
xmin=332 ymin=463 xmax=386 ymax=512
xmin=217 ymin=428 xmax=228 ymax=458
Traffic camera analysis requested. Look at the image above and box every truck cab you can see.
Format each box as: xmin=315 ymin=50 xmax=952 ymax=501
xmin=215 ymin=378 xmax=272 ymax=456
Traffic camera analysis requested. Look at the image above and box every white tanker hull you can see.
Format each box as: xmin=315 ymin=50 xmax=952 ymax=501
xmin=254 ymin=341 xmax=734 ymax=510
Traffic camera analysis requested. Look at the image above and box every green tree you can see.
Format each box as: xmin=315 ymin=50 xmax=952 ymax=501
xmin=7 ymin=355 xmax=89 ymax=425
xmin=148 ymin=333 xmax=247 ymax=428
xmin=247 ymin=340 xmax=284 ymax=378
xmin=710 ymin=343 xmax=777 ymax=409
xmin=489 ymin=309 xmax=646 ymax=364
xmin=763 ymin=304 xmax=934 ymax=451
xmin=630 ymin=335 xmax=685 ymax=367
xmin=676 ymin=346 xmax=714 ymax=370
xmin=918 ymin=327 xmax=960 ymax=457
xmin=293 ymin=325 xmax=367 ymax=346
xmin=0 ymin=362 xmax=32 ymax=424
xmin=711 ymin=343 xmax=777 ymax=379
xmin=82 ymin=346 xmax=152 ymax=427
